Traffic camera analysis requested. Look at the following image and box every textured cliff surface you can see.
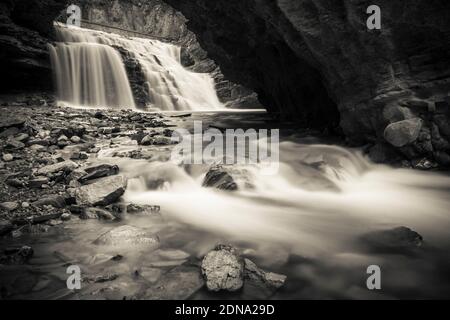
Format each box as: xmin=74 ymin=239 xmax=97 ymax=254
xmin=0 ymin=0 xmax=67 ymax=92
xmin=165 ymin=0 xmax=450 ymax=164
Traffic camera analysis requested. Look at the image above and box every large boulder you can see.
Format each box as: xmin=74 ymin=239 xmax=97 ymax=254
xmin=201 ymin=245 xmax=244 ymax=292
xmin=384 ymin=118 xmax=423 ymax=147
xmin=74 ymin=175 xmax=127 ymax=206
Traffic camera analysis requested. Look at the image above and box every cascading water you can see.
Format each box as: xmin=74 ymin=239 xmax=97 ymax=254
xmin=104 ymin=36 xmax=225 ymax=111
xmin=49 ymin=24 xmax=136 ymax=109
xmin=49 ymin=24 xmax=225 ymax=111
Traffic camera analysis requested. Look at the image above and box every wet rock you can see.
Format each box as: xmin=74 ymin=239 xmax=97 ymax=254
xmin=61 ymin=213 xmax=71 ymax=221
xmin=0 ymin=201 xmax=19 ymax=211
xmin=21 ymin=202 xmax=30 ymax=208
xmin=141 ymin=265 xmax=204 ymax=299
xmin=202 ymin=166 xmax=238 ymax=191
xmin=36 ymin=160 xmax=78 ymax=176
xmin=244 ymin=258 xmax=286 ymax=289
xmin=412 ymin=158 xmax=438 ymax=170
xmin=137 ymin=267 xmax=163 ymax=284
xmin=83 ymin=273 xmax=119 ymax=283
xmin=126 ymin=203 xmax=160 ymax=215
xmin=6 ymin=139 xmax=25 ymax=150
xmin=0 ymin=220 xmax=13 ymax=235
xmin=201 ymin=245 xmax=244 ymax=292
xmin=15 ymin=133 xmax=29 ymax=142
xmin=384 ymin=118 xmax=423 ymax=147
xmin=140 ymin=135 xmax=174 ymax=146
xmin=361 ymin=226 xmax=424 ymax=253
xmin=33 ymin=195 xmax=66 ymax=208
xmin=70 ymin=152 xmax=89 ymax=160
xmin=0 ymin=246 xmax=33 ymax=265
xmin=94 ymin=225 xmax=160 ymax=249
xmin=74 ymin=175 xmax=127 ymax=206
xmin=2 ymin=154 xmax=14 ymax=162
xmin=156 ymin=249 xmax=190 ymax=260
xmin=79 ymin=164 xmax=119 ymax=184
xmin=70 ymin=136 xmax=81 ymax=143
xmin=28 ymin=176 xmax=48 ymax=188
xmin=82 ymin=207 xmax=116 ymax=220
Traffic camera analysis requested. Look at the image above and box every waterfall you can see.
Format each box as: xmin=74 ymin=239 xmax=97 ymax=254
xmin=49 ymin=24 xmax=225 ymax=111
xmin=49 ymin=24 xmax=136 ymax=109
xmin=106 ymin=37 xmax=225 ymax=111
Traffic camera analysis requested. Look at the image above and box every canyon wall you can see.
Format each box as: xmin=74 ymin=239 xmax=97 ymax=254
xmin=165 ymin=0 xmax=450 ymax=165
xmin=0 ymin=0 xmax=67 ymax=93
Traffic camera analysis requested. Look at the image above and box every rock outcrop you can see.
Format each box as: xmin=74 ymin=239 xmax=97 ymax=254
xmin=0 ymin=0 xmax=67 ymax=93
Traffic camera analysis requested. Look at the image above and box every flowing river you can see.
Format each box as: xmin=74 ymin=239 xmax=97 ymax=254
xmin=1 ymin=112 xmax=450 ymax=299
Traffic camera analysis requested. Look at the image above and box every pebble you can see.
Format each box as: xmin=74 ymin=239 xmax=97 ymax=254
xmin=2 ymin=154 xmax=13 ymax=162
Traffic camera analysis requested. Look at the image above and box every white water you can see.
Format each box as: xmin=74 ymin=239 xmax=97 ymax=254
xmin=49 ymin=25 xmax=136 ymax=109
xmin=49 ymin=24 xmax=225 ymax=111
xmin=97 ymin=134 xmax=450 ymax=259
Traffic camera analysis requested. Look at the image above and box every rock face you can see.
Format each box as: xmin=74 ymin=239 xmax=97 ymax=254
xmin=0 ymin=0 xmax=66 ymax=93
xmin=165 ymin=0 xmax=450 ymax=162
xmin=74 ymin=175 xmax=128 ymax=206
xmin=201 ymin=245 xmax=244 ymax=292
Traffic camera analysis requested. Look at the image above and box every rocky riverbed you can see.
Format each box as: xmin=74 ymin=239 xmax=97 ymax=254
xmin=0 ymin=99 xmax=289 ymax=300
xmin=1 ymin=98 xmax=450 ymax=300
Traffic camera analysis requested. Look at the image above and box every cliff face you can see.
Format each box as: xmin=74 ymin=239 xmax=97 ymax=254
xmin=165 ymin=0 xmax=450 ymax=164
xmin=0 ymin=0 xmax=67 ymax=93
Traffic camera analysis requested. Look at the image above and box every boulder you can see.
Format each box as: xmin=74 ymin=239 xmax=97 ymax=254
xmin=74 ymin=175 xmax=127 ymax=206
xmin=201 ymin=245 xmax=244 ymax=292
xmin=79 ymin=164 xmax=119 ymax=184
xmin=94 ymin=225 xmax=160 ymax=249
xmin=360 ymin=226 xmax=423 ymax=253
xmin=244 ymin=258 xmax=286 ymax=289
xmin=202 ymin=166 xmax=238 ymax=191
xmin=36 ymin=160 xmax=78 ymax=176
xmin=384 ymin=118 xmax=423 ymax=147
